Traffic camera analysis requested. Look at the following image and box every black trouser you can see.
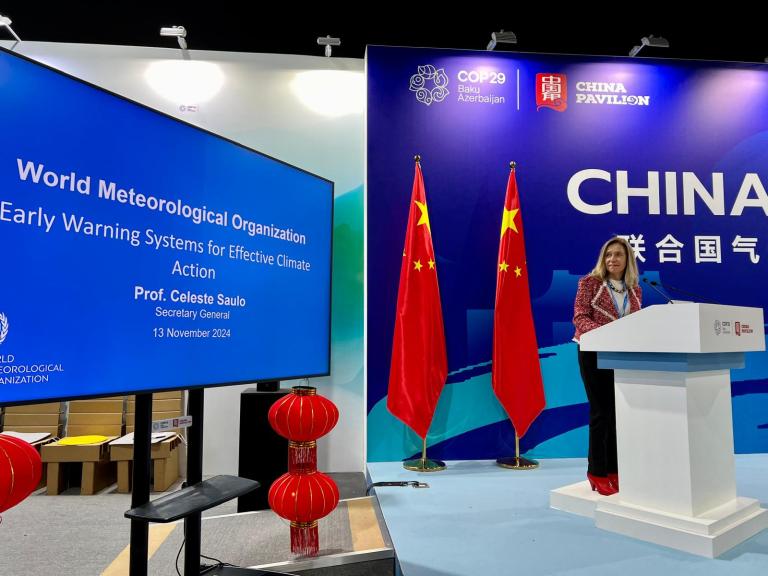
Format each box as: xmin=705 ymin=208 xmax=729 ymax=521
xmin=578 ymin=346 xmax=617 ymax=476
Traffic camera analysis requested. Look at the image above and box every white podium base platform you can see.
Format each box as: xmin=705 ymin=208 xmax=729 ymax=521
xmin=550 ymin=483 xmax=768 ymax=558
xmin=549 ymin=480 xmax=601 ymax=518
xmin=596 ymin=496 xmax=768 ymax=558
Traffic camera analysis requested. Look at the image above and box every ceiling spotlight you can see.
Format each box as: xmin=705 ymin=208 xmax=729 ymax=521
xmin=0 ymin=13 xmax=21 ymax=42
xmin=487 ymin=30 xmax=517 ymax=51
xmin=629 ymin=35 xmax=669 ymax=57
xmin=160 ymin=26 xmax=188 ymax=50
xmin=317 ymin=35 xmax=340 ymax=57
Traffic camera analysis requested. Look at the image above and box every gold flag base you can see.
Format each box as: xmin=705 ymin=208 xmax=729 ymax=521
xmin=403 ymin=457 xmax=446 ymax=472
xmin=496 ymin=434 xmax=539 ymax=470
xmin=496 ymin=456 xmax=539 ymax=470
xmin=403 ymin=437 xmax=446 ymax=471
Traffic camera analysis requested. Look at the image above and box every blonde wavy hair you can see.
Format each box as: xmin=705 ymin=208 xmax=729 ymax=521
xmin=590 ymin=236 xmax=640 ymax=288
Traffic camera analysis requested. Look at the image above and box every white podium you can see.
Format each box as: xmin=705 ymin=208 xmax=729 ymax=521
xmin=551 ymin=302 xmax=768 ymax=557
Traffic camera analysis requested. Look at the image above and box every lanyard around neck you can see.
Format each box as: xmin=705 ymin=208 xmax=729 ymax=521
xmin=608 ymin=281 xmax=628 ymax=317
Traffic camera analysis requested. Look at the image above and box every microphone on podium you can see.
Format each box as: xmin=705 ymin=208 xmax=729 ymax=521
xmin=647 ymin=279 xmax=720 ymax=304
xmin=641 ymin=277 xmax=673 ymax=303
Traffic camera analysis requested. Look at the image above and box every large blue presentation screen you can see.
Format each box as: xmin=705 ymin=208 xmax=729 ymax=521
xmin=0 ymin=48 xmax=332 ymax=404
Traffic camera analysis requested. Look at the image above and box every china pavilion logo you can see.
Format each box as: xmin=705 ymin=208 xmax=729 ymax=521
xmin=0 ymin=312 xmax=8 ymax=345
xmin=536 ymin=72 xmax=567 ymax=112
xmin=409 ymin=65 xmax=450 ymax=106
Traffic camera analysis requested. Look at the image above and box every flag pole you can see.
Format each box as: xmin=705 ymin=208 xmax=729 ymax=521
xmin=492 ymin=160 xmax=543 ymax=470
xmin=497 ymin=434 xmax=539 ymax=470
xmin=403 ymin=437 xmax=446 ymax=472
xmin=406 ymin=157 xmax=445 ymax=473
xmin=390 ymin=154 xmax=447 ymax=473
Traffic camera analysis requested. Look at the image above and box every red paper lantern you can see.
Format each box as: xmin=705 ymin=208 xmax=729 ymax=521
xmin=267 ymin=385 xmax=339 ymax=555
xmin=268 ymin=386 xmax=339 ymax=442
xmin=0 ymin=434 xmax=43 ymax=514
xmin=269 ymin=471 xmax=340 ymax=522
xmin=268 ymin=471 xmax=340 ymax=555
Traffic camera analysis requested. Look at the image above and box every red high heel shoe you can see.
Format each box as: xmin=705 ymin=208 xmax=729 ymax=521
xmin=607 ymin=473 xmax=619 ymax=490
xmin=587 ymin=472 xmax=618 ymax=496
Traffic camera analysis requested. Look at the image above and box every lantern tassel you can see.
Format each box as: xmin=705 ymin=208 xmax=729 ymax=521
xmin=288 ymin=441 xmax=317 ymax=473
xmin=290 ymin=521 xmax=319 ymax=556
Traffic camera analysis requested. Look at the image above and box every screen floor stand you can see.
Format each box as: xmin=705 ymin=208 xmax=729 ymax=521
xmin=125 ymin=389 xmax=205 ymax=576
xmin=185 ymin=388 xmax=205 ymax=576
xmin=129 ymin=393 xmax=153 ymax=576
xmin=125 ymin=388 xmax=264 ymax=576
xmin=125 ymin=389 xmax=259 ymax=576
xmin=126 ymin=389 xmax=201 ymax=576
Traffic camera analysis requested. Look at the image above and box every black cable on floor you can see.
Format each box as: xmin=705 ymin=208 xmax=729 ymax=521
xmin=365 ymin=480 xmax=429 ymax=495
xmin=173 ymin=514 xmax=240 ymax=575
xmin=200 ymin=551 xmax=237 ymax=574
xmin=174 ymin=536 xmax=185 ymax=576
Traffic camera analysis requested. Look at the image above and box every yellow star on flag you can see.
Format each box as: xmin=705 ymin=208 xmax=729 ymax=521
xmin=500 ymin=208 xmax=519 ymax=238
xmin=499 ymin=261 xmax=509 ymax=272
xmin=413 ymin=259 xmax=423 ymax=271
xmin=514 ymin=266 xmax=522 ymax=277
xmin=428 ymin=260 xmax=435 ymax=269
xmin=415 ymin=200 xmax=431 ymax=233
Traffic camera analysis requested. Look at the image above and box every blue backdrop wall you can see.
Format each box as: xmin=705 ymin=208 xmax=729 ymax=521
xmin=367 ymin=46 xmax=768 ymax=462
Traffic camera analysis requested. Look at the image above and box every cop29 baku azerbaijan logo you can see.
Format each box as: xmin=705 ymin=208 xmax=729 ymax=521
xmin=0 ymin=312 xmax=8 ymax=345
xmin=410 ymin=65 xmax=449 ymax=106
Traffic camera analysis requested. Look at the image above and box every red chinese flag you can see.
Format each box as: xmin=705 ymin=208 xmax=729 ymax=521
xmin=387 ymin=160 xmax=448 ymax=439
xmin=492 ymin=165 xmax=545 ymax=438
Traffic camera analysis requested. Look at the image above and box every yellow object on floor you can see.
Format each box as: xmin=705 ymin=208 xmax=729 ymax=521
xmin=57 ymin=435 xmax=109 ymax=445
xmin=101 ymin=523 xmax=178 ymax=576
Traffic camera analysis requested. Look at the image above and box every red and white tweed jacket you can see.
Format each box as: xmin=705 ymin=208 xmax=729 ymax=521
xmin=573 ymin=275 xmax=642 ymax=342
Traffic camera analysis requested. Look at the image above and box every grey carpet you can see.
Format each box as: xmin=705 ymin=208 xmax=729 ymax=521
xmin=0 ymin=487 xmax=135 ymax=576
xmin=0 ymin=473 xmax=374 ymax=576
xmin=149 ymin=502 xmax=357 ymax=574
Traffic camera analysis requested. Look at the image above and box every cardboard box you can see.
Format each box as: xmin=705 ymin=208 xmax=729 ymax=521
xmin=42 ymin=437 xmax=116 ymax=463
xmin=1 ymin=425 xmax=59 ymax=437
xmin=113 ymin=451 xmax=180 ymax=493
xmin=126 ymin=391 xmax=182 ymax=401
xmin=66 ymin=410 xmax=124 ymax=437
xmin=111 ymin=435 xmax=182 ymax=493
xmin=154 ymin=399 xmax=183 ymax=412
xmin=69 ymin=400 xmax=124 ymax=413
xmin=3 ymin=413 xmax=60 ymax=426
xmin=4 ymin=402 xmax=61 ymax=414
xmin=153 ymin=391 xmax=182 ymax=400
xmin=68 ymin=412 xmax=122 ymax=425
xmin=42 ymin=437 xmax=118 ymax=495
xmin=66 ymin=424 xmax=123 ymax=436
xmin=110 ymin=435 xmax=181 ymax=461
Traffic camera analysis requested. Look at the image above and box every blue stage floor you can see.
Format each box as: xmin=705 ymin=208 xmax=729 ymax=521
xmin=367 ymin=456 xmax=768 ymax=576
